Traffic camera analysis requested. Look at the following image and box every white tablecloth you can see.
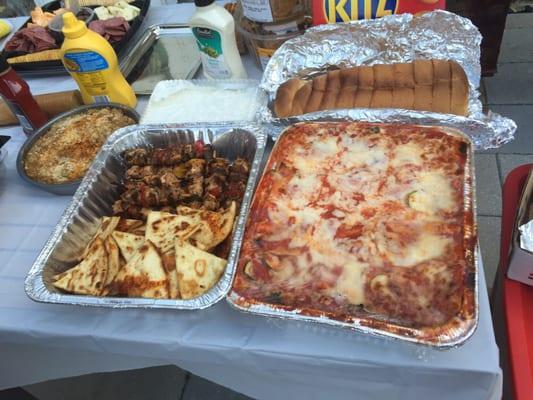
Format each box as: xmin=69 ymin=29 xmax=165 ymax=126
xmin=0 ymin=5 xmax=502 ymax=400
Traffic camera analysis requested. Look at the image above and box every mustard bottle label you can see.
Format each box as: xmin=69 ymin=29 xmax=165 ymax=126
xmin=192 ymin=27 xmax=231 ymax=79
xmin=64 ymin=51 xmax=109 ymax=72
xmin=64 ymin=50 xmax=111 ymax=102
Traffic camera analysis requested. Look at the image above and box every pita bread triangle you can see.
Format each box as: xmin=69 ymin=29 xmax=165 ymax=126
xmin=175 ymin=238 xmax=227 ymax=299
xmin=113 ymin=240 xmax=169 ymax=299
xmin=130 ymin=225 xmax=146 ymax=236
xmin=80 ymin=216 xmax=120 ymax=260
xmin=161 ymin=251 xmax=179 ymax=299
xmin=115 ymin=218 xmax=144 ymax=234
xmin=101 ymin=236 xmax=121 ymax=295
xmin=53 ymin=238 xmax=108 ymax=296
xmin=145 ymin=211 xmax=201 ymax=254
xmin=176 ymin=201 xmax=236 ymax=251
xmin=112 ymin=231 xmax=144 ymax=263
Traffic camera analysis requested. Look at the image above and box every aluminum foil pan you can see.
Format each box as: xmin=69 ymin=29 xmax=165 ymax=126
xmin=25 ymin=123 xmax=266 ymax=309
xmin=16 ymin=103 xmax=140 ymax=196
xmin=227 ymin=121 xmax=478 ymax=348
xmin=259 ymin=10 xmax=516 ymax=150
xmin=141 ymin=79 xmax=265 ymax=124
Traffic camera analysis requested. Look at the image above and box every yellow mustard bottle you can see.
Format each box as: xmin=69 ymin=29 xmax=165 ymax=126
xmin=60 ymin=12 xmax=136 ymax=107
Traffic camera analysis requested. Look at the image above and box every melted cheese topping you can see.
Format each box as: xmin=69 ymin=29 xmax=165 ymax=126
xmin=391 ymin=143 xmax=423 ymax=167
xmin=237 ymin=122 xmax=468 ymax=322
xmin=340 ymin=141 xmax=388 ymax=169
xmin=387 ymin=234 xmax=452 ymax=267
xmin=329 ymin=262 xmax=367 ymax=305
xmin=412 ymin=171 xmax=455 ymax=213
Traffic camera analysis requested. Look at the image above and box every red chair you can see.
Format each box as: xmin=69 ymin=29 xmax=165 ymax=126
xmin=494 ymin=164 xmax=533 ymax=400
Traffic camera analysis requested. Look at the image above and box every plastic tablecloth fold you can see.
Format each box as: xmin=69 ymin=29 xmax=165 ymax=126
xmin=0 ymin=5 xmax=502 ymax=400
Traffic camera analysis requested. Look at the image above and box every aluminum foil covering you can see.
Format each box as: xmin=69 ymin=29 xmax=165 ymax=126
xmin=259 ymin=10 xmax=516 ymax=150
xmin=227 ymin=122 xmax=478 ymax=348
xmin=519 ymin=220 xmax=533 ymax=252
xmin=25 ymin=123 xmax=267 ymax=309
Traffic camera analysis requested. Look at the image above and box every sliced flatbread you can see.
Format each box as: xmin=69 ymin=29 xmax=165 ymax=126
xmin=112 ymin=231 xmax=144 ymax=263
xmin=53 ymin=238 xmax=108 ymax=296
xmin=115 ymin=218 xmax=145 ymax=234
xmin=101 ymin=236 xmax=121 ymax=296
xmin=145 ymin=211 xmax=201 ymax=254
xmin=80 ymin=216 xmax=120 ymax=260
xmin=175 ymin=239 xmax=227 ymax=299
xmin=176 ymin=202 xmax=236 ymax=251
xmin=113 ymin=240 xmax=169 ymax=299
xmin=161 ymin=251 xmax=179 ymax=299
xmin=130 ymin=225 xmax=146 ymax=236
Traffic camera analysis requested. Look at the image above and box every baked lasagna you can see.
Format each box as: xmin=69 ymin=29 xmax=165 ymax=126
xmin=233 ymin=122 xmax=475 ymax=329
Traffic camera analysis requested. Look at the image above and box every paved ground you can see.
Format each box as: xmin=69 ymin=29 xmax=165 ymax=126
xmin=1 ymin=11 xmax=532 ymax=400
xmin=477 ymin=12 xmax=533 ymax=293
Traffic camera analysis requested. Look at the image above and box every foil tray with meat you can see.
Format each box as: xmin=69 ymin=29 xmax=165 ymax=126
xmin=227 ymin=120 xmax=478 ymax=347
xmin=25 ymin=123 xmax=266 ymax=309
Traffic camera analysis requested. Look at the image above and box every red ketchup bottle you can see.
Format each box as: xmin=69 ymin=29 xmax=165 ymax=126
xmin=0 ymin=55 xmax=48 ymax=136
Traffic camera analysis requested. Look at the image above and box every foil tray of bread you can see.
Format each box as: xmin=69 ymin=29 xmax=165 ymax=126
xmin=227 ymin=120 xmax=478 ymax=348
xmin=120 ymin=24 xmax=202 ymax=95
xmin=25 ymin=122 xmax=266 ymax=309
xmin=259 ymin=10 xmax=516 ymax=150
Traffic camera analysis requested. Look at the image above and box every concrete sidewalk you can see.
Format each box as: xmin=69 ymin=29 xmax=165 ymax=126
xmin=477 ymin=12 xmax=533 ymax=293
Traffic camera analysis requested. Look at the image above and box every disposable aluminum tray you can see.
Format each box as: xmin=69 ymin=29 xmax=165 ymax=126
xmin=227 ymin=120 xmax=478 ymax=348
xmin=120 ymin=24 xmax=201 ymax=95
xmin=25 ymin=122 xmax=267 ymax=309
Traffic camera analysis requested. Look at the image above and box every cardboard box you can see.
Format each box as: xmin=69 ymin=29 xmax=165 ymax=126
xmin=312 ymin=0 xmax=445 ymax=25
xmin=508 ymin=168 xmax=533 ymax=287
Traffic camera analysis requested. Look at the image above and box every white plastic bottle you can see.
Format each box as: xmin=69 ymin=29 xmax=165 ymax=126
xmin=189 ymin=0 xmax=247 ymax=80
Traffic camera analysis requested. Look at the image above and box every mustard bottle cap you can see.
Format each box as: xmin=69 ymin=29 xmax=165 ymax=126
xmin=62 ymin=12 xmax=87 ymax=39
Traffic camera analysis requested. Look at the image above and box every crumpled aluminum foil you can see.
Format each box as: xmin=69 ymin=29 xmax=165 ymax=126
xmin=259 ymin=10 xmax=516 ymax=150
xmin=519 ymin=220 xmax=533 ymax=252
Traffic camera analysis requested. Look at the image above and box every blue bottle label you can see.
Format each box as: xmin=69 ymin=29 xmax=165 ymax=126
xmin=63 ymin=51 xmax=109 ymax=73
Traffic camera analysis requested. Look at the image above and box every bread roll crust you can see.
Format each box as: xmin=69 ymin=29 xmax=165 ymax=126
xmin=392 ymin=87 xmax=414 ymax=109
xmin=413 ymin=60 xmax=434 ymax=86
xmin=450 ymin=62 xmax=469 ymax=116
xmin=370 ymin=89 xmax=393 ymax=108
xmin=358 ymin=66 xmax=374 ymax=89
xmin=374 ymin=64 xmax=394 ymax=88
xmin=273 ymin=60 xmax=469 ymax=118
xmin=354 ymin=89 xmax=373 ymax=108
xmin=393 ymin=63 xmax=414 ymax=88
xmin=274 ymin=78 xmax=309 ymax=118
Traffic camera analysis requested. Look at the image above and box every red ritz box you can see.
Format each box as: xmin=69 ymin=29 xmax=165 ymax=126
xmin=312 ymin=0 xmax=445 ymax=25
